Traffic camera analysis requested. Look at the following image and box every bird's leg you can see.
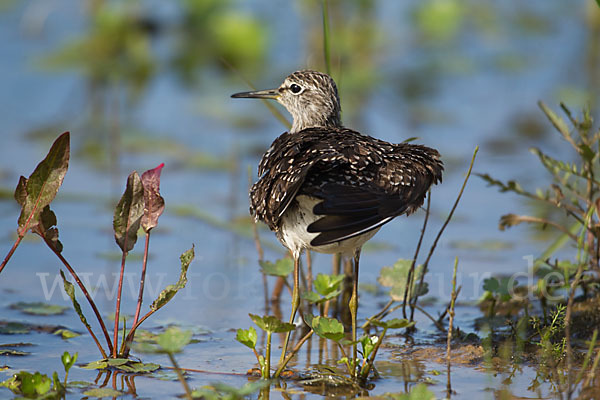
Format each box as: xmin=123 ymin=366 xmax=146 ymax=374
xmin=279 ymin=253 xmax=300 ymax=366
xmin=349 ymin=248 xmax=361 ymax=378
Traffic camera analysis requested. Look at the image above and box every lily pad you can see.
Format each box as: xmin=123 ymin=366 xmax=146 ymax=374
xmin=9 ymin=301 xmax=68 ymax=316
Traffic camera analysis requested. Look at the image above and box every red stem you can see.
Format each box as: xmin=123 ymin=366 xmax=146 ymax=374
xmin=113 ymin=250 xmax=128 ymax=358
xmin=132 ymin=232 xmax=151 ymax=327
xmin=0 ymin=234 xmax=24 ymax=275
xmin=43 ymin=237 xmax=113 ymax=355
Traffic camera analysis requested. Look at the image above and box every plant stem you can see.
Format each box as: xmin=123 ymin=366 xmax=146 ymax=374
xmin=275 ymin=329 xmax=314 ymax=378
xmin=265 ymin=331 xmax=272 ymax=379
xmin=322 ymin=0 xmax=331 ymax=75
xmin=0 ymin=234 xmax=24 ymax=275
xmin=403 ymin=193 xmax=431 ymax=319
xmin=335 ymin=341 xmax=353 ymax=376
xmin=167 ymin=352 xmax=193 ymax=400
xmin=43 ymin=236 xmax=112 ymax=356
xmin=132 ymin=232 xmax=151 ymax=327
xmin=362 ymin=299 xmax=395 ymax=330
xmin=410 ymin=146 xmax=478 ymax=321
xmin=113 ymin=250 xmax=128 ymax=358
xmin=446 ymin=257 xmax=459 ymax=362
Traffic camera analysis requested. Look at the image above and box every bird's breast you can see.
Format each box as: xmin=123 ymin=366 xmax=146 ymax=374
xmin=278 ymin=195 xmax=379 ymax=257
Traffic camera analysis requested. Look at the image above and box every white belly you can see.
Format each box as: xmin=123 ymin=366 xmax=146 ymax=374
xmin=278 ymin=195 xmax=379 ymax=257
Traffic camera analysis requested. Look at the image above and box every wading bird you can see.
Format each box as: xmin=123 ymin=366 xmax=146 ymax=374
xmin=232 ymin=70 xmax=443 ymax=372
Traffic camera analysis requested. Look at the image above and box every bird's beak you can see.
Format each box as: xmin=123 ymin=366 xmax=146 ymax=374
xmin=231 ymin=88 xmax=280 ymax=99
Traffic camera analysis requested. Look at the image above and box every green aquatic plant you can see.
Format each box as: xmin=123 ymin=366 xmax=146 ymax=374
xmin=0 ymin=351 xmax=77 ymax=398
xmin=0 ymin=132 xmax=194 ymax=362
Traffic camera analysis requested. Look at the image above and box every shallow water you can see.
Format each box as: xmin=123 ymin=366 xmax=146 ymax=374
xmin=0 ymin=0 xmax=597 ymax=398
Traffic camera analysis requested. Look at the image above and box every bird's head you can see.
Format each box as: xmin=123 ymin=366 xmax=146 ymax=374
xmin=232 ymin=70 xmax=341 ymax=133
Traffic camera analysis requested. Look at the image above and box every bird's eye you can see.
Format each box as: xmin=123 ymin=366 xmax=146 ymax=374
xmin=290 ymin=84 xmax=302 ymax=94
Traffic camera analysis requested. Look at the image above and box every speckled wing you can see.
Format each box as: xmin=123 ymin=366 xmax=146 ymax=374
xmin=250 ymin=127 xmax=443 ymax=245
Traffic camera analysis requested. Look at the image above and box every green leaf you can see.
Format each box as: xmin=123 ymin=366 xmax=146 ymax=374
xmin=83 ymin=387 xmax=124 ymax=397
xmin=579 ymin=143 xmax=596 ymax=162
xmin=16 ymin=132 xmax=70 ymax=236
xmin=249 ymin=314 xmax=295 ymax=333
xmin=81 ymin=358 xmax=159 ymax=373
xmin=538 ymin=101 xmax=571 ymax=140
xmin=0 ymin=322 xmax=31 ymax=334
xmin=313 ymin=273 xmax=345 ymax=296
xmin=150 ymin=246 xmax=194 ymax=311
xmin=140 ymin=163 xmax=165 ymax=232
xmin=360 ymin=335 xmax=377 ymax=360
xmin=113 ymin=171 xmax=144 ymax=253
xmin=54 ymin=328 xmax=81 ymax=339
xmin=235 ymin=326 xmax=257 ymax=349
xmin=60 ymin=270 xmax=93 ymax=334
xmin=81 ymin=360 xmax=109 ymax=370
xmin=302 ymin=291 xmax=323 ymax=304
xmin=17 ymin=371 xmax=52 ymax=396
xmin=107 ymin=358 xmax=130 ymax=366
xmin=156 ymin=327 xmax=192 ymax=353
xmin=371 ymin=318 xmax=413 ymax=330
xmin=482 ymin=277 xmax=499 ymax=292
xmin=61 ymin=351 xmax=78 ymax=373
xmin=308 ymin=315 xmax=345 ymax=342
xmin=259 ymin=258 xmax=293 ymax=277
xmin=9 ymin=301 xmax=68 ymax=316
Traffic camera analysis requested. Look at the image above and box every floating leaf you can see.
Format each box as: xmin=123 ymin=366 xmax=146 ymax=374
xmin=259 ymin=258 xmax=293 ymax=277
xmin=81 ymin=358 xmax=159 ymax=373
xmin=235 ymin=326 xmax=257 ymax=349
xmin=141 ymin=163 xmax=165 ymax=232
xmin=113 ymin=171 xmax=144 ymax=253
xmin=249 ymin=314 xmax=295 ymax=333
xmin=16 ymin=132 xmax=70 ymax=236
xmin=107 ymin=358 xmax=130 ymax=366
xmin=307 ymin=315 xmax=345 ymax=342
xmin=53 ymin=328 xmax=80 ymax=339
xmin=313 ymin=273 xmax=345 ymax=296
xmin=156 ymin=327 xmax=192 ymax=354
xmin=81 ymin=360 xmax=109 ymax=370
xmin=150 ymin=246 xmax=194 ymax=311
xmin=9 ymin=301 xmax=68 ymax=316
xmin=0 ymin=349 xmax=28 ymax=356
xmin=83 ymin=387 xmax=124 ymax=397
xmin=0 ymin=322 xmax=31 ymax=334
